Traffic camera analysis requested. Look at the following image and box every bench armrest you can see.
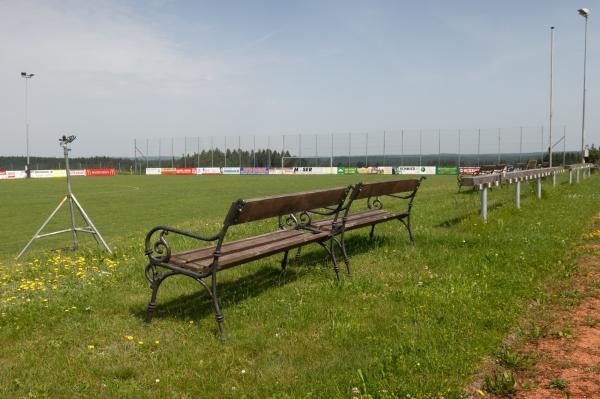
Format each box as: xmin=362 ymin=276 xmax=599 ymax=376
xmin=145 ymin=225 xmax=221 ymax=264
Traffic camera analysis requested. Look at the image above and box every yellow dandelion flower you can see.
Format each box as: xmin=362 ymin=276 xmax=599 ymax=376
xmin=124 ymin=335 xmax=134 ymax=341
xmin=88 ymin=345 xmax=95 ymax=350
xmin=154 ymin=340 xmax=160 ymax=345
xmin=138 ymin=341 xmax=144 ymax=345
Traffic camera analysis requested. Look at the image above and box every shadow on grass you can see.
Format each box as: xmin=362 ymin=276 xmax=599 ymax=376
xmin=435 ymin=202 xmax=504 ymax=228
xmin=131 ymin=227 xmax=416 ymax=324
xmin=131 ymin=244 xmax=341 ymax=323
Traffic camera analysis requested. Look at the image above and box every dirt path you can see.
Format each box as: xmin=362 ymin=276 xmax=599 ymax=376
xmin=515 ymin=244 xmax=600 ymax=398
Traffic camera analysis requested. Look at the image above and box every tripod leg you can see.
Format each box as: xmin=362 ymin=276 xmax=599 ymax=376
xmin=70 ymin=194 xmax=112 ymax=254
xmin=67 ymin=195 xmax=79 ymax=250
xmin=16 ymin=197 xmax=68 ymax=260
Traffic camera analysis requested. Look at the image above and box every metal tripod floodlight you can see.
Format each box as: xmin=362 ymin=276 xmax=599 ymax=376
xmin=16 ymin=135 xmax=112 ymax=260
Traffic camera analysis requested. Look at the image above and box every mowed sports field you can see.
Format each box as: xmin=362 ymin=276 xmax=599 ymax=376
xmin=1 ymin=174 xmax=599 ymax=398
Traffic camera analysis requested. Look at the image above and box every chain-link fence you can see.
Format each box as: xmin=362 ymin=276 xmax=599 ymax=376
xmin=133 ymin=125 xmax=576 ymax=173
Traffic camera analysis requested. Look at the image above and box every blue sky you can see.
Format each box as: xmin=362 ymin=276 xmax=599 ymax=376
xmin=0 ymin=0 xmax=597 ymax=157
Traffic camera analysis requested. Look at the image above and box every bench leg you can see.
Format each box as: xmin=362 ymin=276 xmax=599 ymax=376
xmin=145 ymin=279 xmax=160 ymax=325
xmin=281 ymin=250 xmax=289 ymax=272
xmin=293 ymin=247 xmax=302 ymax=264
xmin=145 ymin=270 xmax=177 ymax=325
xmin=336 ymin=233 xmax=352 ymax=277
xmin=400 ymin=216 xmax=415 ymax=243
xmin=319 ymin=241 xmax=340 ymax=282
xmin=330 ymin=240 xmax=340 ymax=281
xmin=197 ymin=273 xmax=226 ymax=340
xmin=369 ymin=225 xmax=376 ymax=240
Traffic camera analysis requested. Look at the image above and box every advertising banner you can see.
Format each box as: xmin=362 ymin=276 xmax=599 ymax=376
xmin=379 ymin=167 xmax=394 ymax=175
xmin=395 ymin=166 xmax=436 ymax=175
xmin=146 ymin=168 xmax=162 ymax=175
xmin=222 ymin=167 xmax=240 ymax=175
xmin=292 ymin=167 xmax=314 ymax=175
xmin=160 ymin=168 xmax=176 ymax=175
xmin=358 ymin=167 xmax=382 ymax=175
xmin=436 ymin=166 xmax=459 ymax=175
xmin=0 ymin=170 xmax=6 ymax=180
xmin=198 ymin=167 xmax=222 ymax=175
xmin=337 ymin=167 xmax=358 ymax=175
xmin=311 ymin=167 xmax=335 ymax=175
xmin=86 ymin=168 xmax=116 ymax=177
xmin=70 ymin=170 xmax=86 ymax=176
xmin=31 ymin=170 xmax=55 ymax=178
xmin=6 ymin=171 xmax=27 ymax=179
xmin=268 ymin=168 xmax=285 ymax=175
xmin=459 ymin=167 xmax=481 ymax=175
xmin=241 ymin=167 xmax=269 ymax=175
xmin=175 ymin=168 xmax=196 ymax=175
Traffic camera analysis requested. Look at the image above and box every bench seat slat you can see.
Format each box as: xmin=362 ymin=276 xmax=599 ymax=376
xmin=312 ymin=209 xmax=407 ymax=231
xmin=170 ymin=230 xmax=329 ymax=273
xmin=173 ymin=229 xmax=305 ymax=263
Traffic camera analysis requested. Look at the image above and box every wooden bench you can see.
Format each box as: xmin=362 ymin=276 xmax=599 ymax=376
xmin=308 ymin=178 xmax=425 ymax=274
xmin=143 ymin=186 xmax=353 ymax=338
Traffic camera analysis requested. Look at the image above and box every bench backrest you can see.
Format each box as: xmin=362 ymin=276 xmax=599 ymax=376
xmin=231 ymin=187 xmax=350 ymax=225
xmin=354 ymin=179 xmax=421 ymax=200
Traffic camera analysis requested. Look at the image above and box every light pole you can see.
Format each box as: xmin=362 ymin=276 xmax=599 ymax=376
xmin=578 ymin=8 xmax=589 ymax=163
xmin=549 ymin=26 xmax=555 ymax=167
xmin=21 ymin=72 xmax=34 ymax=177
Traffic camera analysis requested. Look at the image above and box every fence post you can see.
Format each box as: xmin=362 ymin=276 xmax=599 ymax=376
xmin=224 ymin=136 xmax=227 ymax=167
xmin=477 ymin=128 xmax=481 ymax=166
xmin=497 ymin=128 xmax=501 ymax=164
xmin=211 ymin=137 xmax=214 ymax=167
xmin=536 ymin=177 xmax=542 ymax=199
xmin=171 ymin=137 xmax=174 ymax=168
xmin=569 ymin=169 xmax=573 ymax=184
xmin=365 ymin=132 xmax=368 ymax=166
xmin=158 ymin=138 xmax=162 ymax=168
xmin=457 ymin=129 xmax=461 ymax=167
xmin=330 ymin=133 xmax=333 ymax=170
xmin=515 ymin=180 xmax=521 ymax=209
xmin=419 ymin=129 xmax=422 ymax=167
xmin=184 ymin=137 xmax=187 ymax=168
xmin=197 ymin=136 xmax=200 ymax=168
xmin=383 ymin=130 xmax=386 ymax=167
xmin=348 ymin=132 xmax=351 ymax=167
xmin=315 ymin=134 xmax=318 ymax=167
xmin=401 ymin=129 xmax=404 ymax=166
xmin=438 ymin=128 xmax=441 ymax=166
xmin=562 ymin=126 xmax=566 ymax=166
xmin=481 ymin=185 xmax=488 ymax=221
xmin=134 ymin=139 xmax=137 ymax=175
xmin=519 ymin=127 xmax=523 ymax=163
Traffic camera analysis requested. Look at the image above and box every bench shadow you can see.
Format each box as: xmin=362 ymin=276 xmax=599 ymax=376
xmin=435 ymin=202 xmax=504 ymax=228
xmin=132 ymin=228 xmax=424 ymax=324
xmin=131 ymin=245 xmax=338 ymax=323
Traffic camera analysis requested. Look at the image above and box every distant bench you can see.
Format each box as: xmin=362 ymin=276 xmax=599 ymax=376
xmin=143 ymin=178 xmax=425 ymax=338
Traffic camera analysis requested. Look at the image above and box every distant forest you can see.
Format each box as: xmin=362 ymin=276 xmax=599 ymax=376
xmin=1 ymin=147 xmax=597 ymax=173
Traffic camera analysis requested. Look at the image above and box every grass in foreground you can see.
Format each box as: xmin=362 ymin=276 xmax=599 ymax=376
xmin=0 ymin=173 xmax=599 ymax=398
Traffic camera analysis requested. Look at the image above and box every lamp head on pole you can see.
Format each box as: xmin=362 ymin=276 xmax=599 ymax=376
xmin=578 ymin=8 xmax=590 ymax=18
xmin=20 ymin=72 xmax=34 ymax=78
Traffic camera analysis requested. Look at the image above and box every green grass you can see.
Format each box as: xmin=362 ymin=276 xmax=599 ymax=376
xmin=1 ymin=173 xmax=599 ymax=398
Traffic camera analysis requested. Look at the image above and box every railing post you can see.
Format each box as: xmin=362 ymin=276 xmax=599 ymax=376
xmin=536 ymin=177 xmax=542 ymax=199
xmin=515 ymin=180 xmax=521 ymax=209
xmin=576 ymin=169 xmax=580 ymax=183
xmin=569 ymin=169 xmax=573 ymax=184
xmin=552 ymin=172 xmax=556 ymax=187
xmin=481 ymin=185 xmax=488 ymax=221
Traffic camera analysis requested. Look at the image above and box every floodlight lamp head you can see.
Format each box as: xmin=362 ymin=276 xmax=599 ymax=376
xmin=578 ymin=8 xmax=590 ymax=17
